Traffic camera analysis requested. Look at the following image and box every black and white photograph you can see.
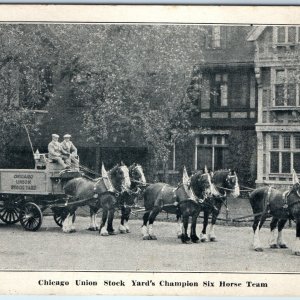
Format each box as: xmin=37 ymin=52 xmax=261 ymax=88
xmin=0 ymin=4 xmax=300 ymax=296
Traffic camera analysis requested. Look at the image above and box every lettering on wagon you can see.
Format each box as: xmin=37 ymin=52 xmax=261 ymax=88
xmin=10 ymin=174 xmax=37 ymax=191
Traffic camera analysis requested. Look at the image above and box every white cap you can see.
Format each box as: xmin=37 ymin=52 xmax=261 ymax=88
xmin=64 ymin=134 xmax=71 ymax=138
xmin=52 ymin=134 xmax=59 ymax=138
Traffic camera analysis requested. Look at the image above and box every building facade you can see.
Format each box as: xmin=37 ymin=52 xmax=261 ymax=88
xmin=248 ymin=26 xmax=300 ymax=188
xmin=182 ymin=26 xmax=258 ymax=186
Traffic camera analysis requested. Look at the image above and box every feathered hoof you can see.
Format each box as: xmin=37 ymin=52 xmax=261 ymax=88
xmin=100 ymin=232 xmax=109 ymax=236
xmin=142 ymin=235 xmax=151 ymax=240
xmin=108 ymin=231 xmax=118 ymax=235
xmin=87 ymin=227 xmax=98 ymax=231
xmin=191 ymin=235 xmax=200 ymax=243
xmin=119 ymin=229 xmax=127 ymax=234
xmin=254 ymin=247 xmax=263 ymax=252
xmin=182 ymin=239 xmax=192 ymax=244
xmin=270 ymin=244 xmax=278 ymax=249
xmin=149 ymin=235 xmax=157 ymax=240
xmin=294 ymin=251 xmax=300 ymax=256
xmin=126 ymin=229 xmax=130 ymax=233
xmin=200 ymin=238 xmax=207 ymax=242
xmin=209 ymin=237 xmax=217 ymax=242
xmin=279 ymin=244 xmax=288 ymax=249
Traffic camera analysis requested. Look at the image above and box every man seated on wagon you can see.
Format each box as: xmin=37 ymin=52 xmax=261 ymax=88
xmin=48 ymin=134 xmax=68 ymax=169
xmin=60 ymin=134 xmax=79 ymax=168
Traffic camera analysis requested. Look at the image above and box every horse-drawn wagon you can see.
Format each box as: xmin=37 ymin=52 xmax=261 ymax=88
xmin=0 ymin=151 xmax=82 ymax=231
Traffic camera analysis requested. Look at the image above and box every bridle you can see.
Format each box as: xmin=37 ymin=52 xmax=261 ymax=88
xmin=129 ymin=164 xmax=147 ymax=187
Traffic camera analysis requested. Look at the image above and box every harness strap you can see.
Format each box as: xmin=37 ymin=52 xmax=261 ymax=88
xmin=282 ymin=190 xmax=289 ymax=209
xmin=264 ymin=186 xmax=272 ymax=211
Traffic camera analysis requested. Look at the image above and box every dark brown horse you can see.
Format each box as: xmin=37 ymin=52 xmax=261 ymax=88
xmin=200 ymin=169 xmax=240 ymax=242
xmin=63 ymin=164 xmax=130 ymax=235
xmin=176 ymin=169 xmax=214 ymax=239
xmin=142 ymin=167 xmax=212 ymax=243
xmin=250 ymin=171 xmax=300 ymax=255
xmin=118 ymin=163 xmax=146 ymax=234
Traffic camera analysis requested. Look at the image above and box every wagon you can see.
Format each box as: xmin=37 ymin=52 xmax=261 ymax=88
xmin=0 ymin=151 xmax=82 ymax=231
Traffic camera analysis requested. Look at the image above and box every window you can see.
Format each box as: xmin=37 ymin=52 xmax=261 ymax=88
xmin=272 ymin=135 xmax=279 ymax=149
xmin=270 ymin=133 xmax=300 ymax=174
xmin=274 ymin=68 xmax=298 ymax=106
xmin=229 ymin=72 xmax=249 ymax=107
xmin=206 ymin=26 xmax=223 ymax=49
xmin=212 ymin=27 xmax=221 ymax=48
xmin=276 ymin=26 xmax=298 ymax=44
xmin=214 ymin=73 xmax=228 ymax=107
xmin=197 ymin=135 xmax=228 ymax=171
xmin=212 ymin=71 xmax=249 ymax=108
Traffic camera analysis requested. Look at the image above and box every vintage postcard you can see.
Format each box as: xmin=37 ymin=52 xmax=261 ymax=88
xmin=0 ymin=4 xmax=300 ymax=296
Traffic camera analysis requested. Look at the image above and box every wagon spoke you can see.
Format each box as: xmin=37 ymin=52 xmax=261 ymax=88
xmin=0 ymin=197 xmax=21 ymax=225
xmin=20 ymin=202 xmax=43 ymax=231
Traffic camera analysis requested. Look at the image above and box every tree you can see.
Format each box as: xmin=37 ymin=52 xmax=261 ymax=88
xmin=75 ymin=25 xmax=203 ymax=178
xmin=0 ymin=24 xmax=67 ymax=167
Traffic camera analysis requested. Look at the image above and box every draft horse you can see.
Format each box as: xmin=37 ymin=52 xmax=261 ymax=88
xmin=250 ymin=171 xmax=300 ymax=255
xmin=200 ymin=169 xmax=240 ymax=242
xmin=176 ymin=169 xmax=215 ymax=239
xmin=142 ymin=168 xmax=212 ymax=243
xmin=62 ymin=163 xmax=131 ymax=235
xmin=118 ymin=163 xmax=147 ymax=234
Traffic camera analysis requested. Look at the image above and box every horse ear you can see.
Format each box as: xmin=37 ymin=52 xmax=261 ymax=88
xmin=293 ymin=169 xmax=299 ymax=184
xmin=182 ymin=166 xmax=189 ymax=184
xmin=101 ymin=163 xmax=108 ymax=178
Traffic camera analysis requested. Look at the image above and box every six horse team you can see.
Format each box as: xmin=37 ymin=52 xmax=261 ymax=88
xmin=2 ymin=132 xmax=300 ymax=257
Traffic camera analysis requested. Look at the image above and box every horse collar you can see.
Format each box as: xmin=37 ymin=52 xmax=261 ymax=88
xmin=282 ymin=190 xmax=289 ymax=209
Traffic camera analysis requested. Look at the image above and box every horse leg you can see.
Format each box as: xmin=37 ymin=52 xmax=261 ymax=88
xmin=176 ymin=210 xmax=182 ymax=239
xmin=88 ymin=206 xmax=98 ymax=231
xmin=269 ymin=217 xmax=279 ymax=248
xmin=253 ymin=213 xmax=267 ymax=252
xmin=190 ymin=208 xmax=200 ymax=243
xmin=142 ymin=211 xmax=151 ymax=240
xmin=99 ymin=209 xmax=109 ymax=236
xmin=124 ymin=206 xmax=131 ymax=233
xmin=277 ymin=218 xmax=288 ymax=248
xmin=292 ymin=219 xmax=300 ymax=255
xmin=119 ymin=206 xmax=127 ymax=234
xmin=208 ymin=212 xmax=218 ymax=242
xmin=148 ymin=207 xmax=160 ymax=240
xmin=107 ymin=207 xmax=117 ymax=235
xmin=62 ymin=212 xmax=72 ymax=233
xmin=70 ymin=209 xmax=77 ymax=233
xmin=200 ymin=210 xmax=209 ymax=242
xmin=181 ymin=211 xmax=191 ymax=244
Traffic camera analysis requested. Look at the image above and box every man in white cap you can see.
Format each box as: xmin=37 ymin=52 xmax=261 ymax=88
xmin=60 ymin=134 xmax=79 ymax=167
xmin=48 ymin=134 xmax=68 ymax=168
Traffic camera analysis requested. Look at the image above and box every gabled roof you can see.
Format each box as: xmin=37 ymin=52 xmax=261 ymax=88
xmin=247 ymin=26 xmax=267 ymax=41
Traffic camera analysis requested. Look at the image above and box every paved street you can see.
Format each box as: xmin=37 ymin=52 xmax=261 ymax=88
xmin=0 ymin=216 xmax=299 ymax=272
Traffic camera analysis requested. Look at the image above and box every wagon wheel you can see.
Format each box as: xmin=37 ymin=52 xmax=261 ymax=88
xmin=0 ymin=197 xmax=21 ymax=224
xmin=53 ymin=208 xmax=69 ymax=227
xmin=19 ymin=202 xmax=43 ymax=231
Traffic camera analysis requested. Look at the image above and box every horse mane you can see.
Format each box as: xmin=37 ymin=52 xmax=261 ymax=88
xmin=109 ymin=164 xmax=120 ymax=175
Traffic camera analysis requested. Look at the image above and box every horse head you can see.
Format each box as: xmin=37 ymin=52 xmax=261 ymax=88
xmin=190 ymin=169 xmax=213 ymax=200
xmin=129 ymin=163 xmax=146 ymax=187
xmin=211 ymin=169 xmax=240 ymax=198
xmin=225 ymin=169 xmax=240 ymax=198
xmin=110 ymin=164 xmax=131 ymax=193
